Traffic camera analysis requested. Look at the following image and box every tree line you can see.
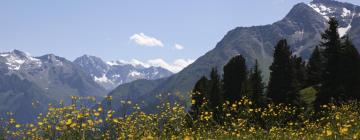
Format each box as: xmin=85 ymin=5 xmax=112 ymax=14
xmin=189 ymin=18 xmax=360 ymax=122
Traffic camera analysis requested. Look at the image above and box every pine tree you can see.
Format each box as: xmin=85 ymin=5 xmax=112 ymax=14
xmin=339 ymin=37 xmax=360 ymax=100
xmin=267 ymin=39 xmax=300 ymax=105
xmin=207 ymin=68 xmax=223 ymax=111
xmin=222 ymin=55 xmax=248 ymax=103
xmin=307 ymin=46 xmax=324 ymax=87
xmin=189 ymin=76 xmax=209 ymax=120
xmin=315 ymin=18 xmax=344 ymax=107
xmin=248 ymin=60 xmax=266 ymax=107
xmin=292 ymin=56 xmax=307 ymax=89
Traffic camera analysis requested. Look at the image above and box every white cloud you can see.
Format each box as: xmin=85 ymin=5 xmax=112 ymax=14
xmin=147 ymin=58 xmax=194 ymax=73
xmin=109 ymin=59 xmax=150 ymax=68
xmin=111 ymin=58 xmax=194 ymax=73
xmin=129 ymin=33 xmax=164 ymax=47
xmin=174 ymin=43 xmax=184 ymax=50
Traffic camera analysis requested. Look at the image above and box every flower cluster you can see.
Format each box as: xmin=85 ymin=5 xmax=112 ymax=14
xmin=0 ymin=96 xmax=360 ymax=139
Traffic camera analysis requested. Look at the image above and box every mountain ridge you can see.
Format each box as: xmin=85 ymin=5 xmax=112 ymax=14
xmin=73 ymin=55 xmax=173 ymax=90
xmin=0 ymin=50 xmax=107 ymax=122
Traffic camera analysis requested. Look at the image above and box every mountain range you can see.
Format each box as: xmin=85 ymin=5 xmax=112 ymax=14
xmin=0 ymin=50 xmax=173 ymax=122
xmin=0 ymin=50 xmax=106 ymax=122
xmin=106 ymin=0 xmax=360 ymax=113
xmin=73 ymin=55 xmax=173 ymax=90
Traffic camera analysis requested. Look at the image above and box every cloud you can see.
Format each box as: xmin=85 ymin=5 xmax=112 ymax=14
xmin=129 ymin=33 xmax=164 ymax=47
xmin=174 ymin=43 xmax=184 ymax=50
xmin=147 ymin=58 xmax=194 ymax=73
xmin=112 ymin=58 xmax=194 ymax=73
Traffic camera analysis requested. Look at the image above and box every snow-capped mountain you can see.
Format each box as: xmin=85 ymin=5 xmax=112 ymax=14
xmin=0 ymin=50 xmax=106 ymax=99
xmin=0 ymin=50 xmax=107 ymax=122
xmin=308 ymin=0 xmax=360 ymax=37
xmin=0 ymin=50 xmax=42 ymax=71
xmin=73 ymin=55 xmax=173 ymax=90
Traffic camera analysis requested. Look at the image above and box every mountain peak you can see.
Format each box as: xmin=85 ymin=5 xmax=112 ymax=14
xmin=306 ymin=0 xmax=359 ymax=37
xmin=311 ymin=0 xmax=353 ymax=6
xmin=0 ymin=50 xmax=42 ymax=71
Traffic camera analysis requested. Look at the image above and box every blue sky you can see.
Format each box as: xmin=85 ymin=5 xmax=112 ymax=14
xmin=1 ymin=0 xmax=359 ymax=69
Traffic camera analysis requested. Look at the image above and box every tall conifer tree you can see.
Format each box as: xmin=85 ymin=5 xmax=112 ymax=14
xmin=189 ymin=76 xmax=209 ymax=120
xmin=315 ymin=18 xmax=344 ymax=107
xmin=292 ymin=56 xmax=307 ymax=89
xmin=222 ymin=55 xmax=248 ymax=103
xmin=340 ymin=37 xmax=360 ymax=100
xmin=207 ymin=68 xmax=223 ymax=111
xmin=267 ymin=39 xmax=300 ymax=105
xmin=249 ymin=60 xmax=266 ymax=107
xmin=307 ymin=46 xmax=324 ymax=87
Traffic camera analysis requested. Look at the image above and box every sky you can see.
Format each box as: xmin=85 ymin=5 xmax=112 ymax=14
xmin=1 ymin=0 xmax=360 ymax=72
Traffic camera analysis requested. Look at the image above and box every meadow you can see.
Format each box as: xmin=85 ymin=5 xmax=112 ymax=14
xmin=0 ymin=95 xmax=359 ymax=140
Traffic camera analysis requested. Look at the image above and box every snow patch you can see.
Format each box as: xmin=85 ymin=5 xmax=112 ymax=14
xmin=128 ymin=71 xmax=141 ymax=77
xmin=307 ymin=3 xmax=334 ymax=20
xmin=94 ymin=74 xmax=113 ymax=83
xmin=341 ymin=8 xmax=351 ymax=17
xmin=1 ymin=51 xmax=42 ymax=70
xmin=338 ymin=25 xmax=351 ymax=37
xmin=106 ymin=61 xmax=123 ymax=66
xmin=0 ymin=53 xmax=9 ymax=57
xmin=338 ymin=9 xmax=356 ymax=37
xmin=112 ymin=74 xmax=121 ymax=78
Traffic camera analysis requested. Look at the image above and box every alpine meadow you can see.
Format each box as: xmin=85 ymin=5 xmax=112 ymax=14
xmin=1 ymin=0 xmax=360 ymax=139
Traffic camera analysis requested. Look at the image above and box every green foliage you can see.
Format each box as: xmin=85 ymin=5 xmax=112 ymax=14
xmin=267 ymin=39 xmax=301 ymax=105
xmin=207 ymin=68 xmax=223 ymax=122
xmin=189 ymin=76 xmax=209 ymax=120
xmin=316 ymin=18 xmax=344 ymax=108
xmin=222 ymin=55 xmax=248 ymax=103
xmin=307 ymin=46 xmax=324 ymax=86
xmin=299 ymin=87 xmax=318 ymax=110
xmin=340 ymin=37 xmax=360 ymax=100
xmin=315 ymin=18 xmax=360 ymax=108
xmin=248 ymin=60 xmax=266 ymax=107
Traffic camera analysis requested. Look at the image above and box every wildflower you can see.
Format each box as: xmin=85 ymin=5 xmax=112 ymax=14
xmin=70 ymin=123 xmax=77 ymax=128
xmin=340 ymin=127 xmax=349 ymax=135
xmin=15 ymin=124 xmax=21 ymax=128
xmin=113 ymin=118 xmax=119 ymax=123
xmin=184 ymin=136 xmax=192 ymax=140
xmin=98 ymin=107 xmax=103 ymax=112
xmin=38 ymin=122 xmax=44 ymax=126
xmin=56 ymin=126 xmax=61 ymax=131
xmin=191 ymin=99 xmax=196 ymax=105
xmin=325 ymin=129 xmax=332 ymax=136
xmin=232 ymin=104 xmax=237 ymax=108
xmin=66 ymin=119 xmax=72 ymax=125
xmin=331 ymin=105 xmax=336 ymax=109
xmin=87 ymin=120 xmax=94 ymax=126
xmin=9 ymin=118 xmax=15 ymax=124
xmin=94 ymin=112 xmax=100 ymax=116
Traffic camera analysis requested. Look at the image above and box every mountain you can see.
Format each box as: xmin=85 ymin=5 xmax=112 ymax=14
xmin=0 ymin=50 xmax=106 ymax=122
xmin=73 ymin=55 xmax=173 ymax=90
xmin=107 ymin=0 xmax=360 ymax=113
